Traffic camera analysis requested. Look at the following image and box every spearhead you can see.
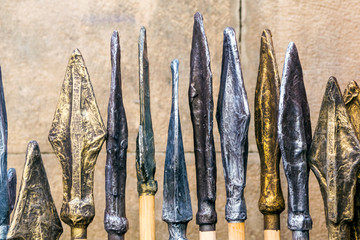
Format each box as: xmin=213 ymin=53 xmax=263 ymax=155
xmin=7 ymin=141 xmax=63 ymax=240
xmin=278 ymin=42 xmax=312 ymax=239
xmin=48 ymin=49 xmax=106 ymax=239
xmin=216 ymin=27 xmax=250 ymax=223
xmin=162 ymin=59 xmax=192 ymax=240
xmin=343 ymin=80 xmax=360 ymax=239
xmin=136 ymin=27 xmax=157 ymax=196
xmin=104 ymin=31 xmax=129 ymax=240
xmin=308 ymin=77 xmax=360 ymax=239
xmin=255 ymin=29 xmax=284 ymax=231
xmin=189 ymin=12 xmax=217 ymax=231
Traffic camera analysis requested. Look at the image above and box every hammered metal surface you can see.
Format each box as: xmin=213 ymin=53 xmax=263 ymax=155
xmin=216 ymin=27 xmax=250 ymax=223
xmin=7 ymin=141 xmax=63 ymax=240
xmin=136 ymin=27 xmax=158 ymax=196
xmin=162 ymin=59 xmax=192 ymax=240
xmin=254 ymin=29 xmax=284 ymax=230
xmin=278 ymin=42 xmax=312 ymax=239
xmin=189 ymin=12 xmax=217 ymax=230
xmin=48 ymin=49 xmax=106 ymax=237
xmin=308 ymin=77 xmax=360 ymax=239
xmin=104 ymin=31 xmax=129 ymax=240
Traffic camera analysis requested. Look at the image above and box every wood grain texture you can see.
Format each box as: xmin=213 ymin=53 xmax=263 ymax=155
xmin=264 ymin=230 xmax=280 ymax=240
xmin=228 ymin=222 xmax=245 ymax=240
xmin=199 ymin=231 xmax=216 ymax=240
xmin=139 ymin=195 xmax=156 ymax=240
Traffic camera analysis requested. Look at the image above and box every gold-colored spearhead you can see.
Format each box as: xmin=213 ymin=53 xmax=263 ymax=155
xmin=48 ymin=49 xmax=106 ymax=239
xmin=254 ymin=29 xmax=284 ymax=231
xmin=7 ymin=141 xmax=63 ymax=240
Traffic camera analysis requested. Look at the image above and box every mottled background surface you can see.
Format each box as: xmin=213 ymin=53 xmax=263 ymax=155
xmin=0 ymin=0 xmax=359 ymax=239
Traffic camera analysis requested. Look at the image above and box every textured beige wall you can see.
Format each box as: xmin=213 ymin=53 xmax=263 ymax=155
xmin=0 ymin=0 xmax=357 ymax=239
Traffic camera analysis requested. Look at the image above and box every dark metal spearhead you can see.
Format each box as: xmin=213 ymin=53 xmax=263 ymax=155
xmin=255 ymin=29 xmax=284 ymax=230
xmin=48 ymin=49 xmax=106 ymax=239
xmin=278 ymin=42 xmax=312 ymax=240
xmin=308 ymin=77 xmax=360 ymax=239
xmin=104 ymin=31 xmax=129 ymax=240
xmin=189 ymin=12 xmax=217 ymax=231
xmin=136 ymin=27 xmax=157 ymax=196
xmin=7 ymin=141 xmax=63 ymax=240
xmin=216 ymin=27 xmax=250 ymax=223
xmin=162 ymin=59 xmax=192 ymax=240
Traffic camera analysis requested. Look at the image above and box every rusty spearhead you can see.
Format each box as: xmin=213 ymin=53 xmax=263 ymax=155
xmin=278 ymin=42 xmax=312 ymax=239
xmin=162 ymin=59 xmax=192 ymax=240
xmin=104 ymin=31 xmax=129 ymax=240
xmin=255 ymin=29 xmax=284 ymax=230
xmin=216 ymin=27 xmax=250 ymax=223
xmin=308 ymin=77 xmax=360 ymax=239
xmin=189 ymin=12 xmax=217 ymax=231
xmin=136 ymin=27 xmax=158 ymax=196
xmin=48 ymin=49 xmax=106 ymax=238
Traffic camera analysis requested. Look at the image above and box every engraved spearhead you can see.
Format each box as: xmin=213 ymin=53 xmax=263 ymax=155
xmin=216 ymin=27 xmax=250 ymax=223
xmin=136 ymin=27 xmax=157 ymax=196
xmin=48 ymin=49 xmax=106 ymax=239
xmin=189 ymin=12 xmax=217 ymax=231
xmin=308 ymin=77 xmax=360 ymax=240
xmin=255 ymin=29 xmax=284 ymax=231
xmin=104 ymin=31 xmax=129 ymax=240
xmin=7 ymin=141 xmax=63 ymax=240
xmin=278 ymin=42 xmax=312 ymax=240
xmin=162 ymin=59 xmax=192 ymax=240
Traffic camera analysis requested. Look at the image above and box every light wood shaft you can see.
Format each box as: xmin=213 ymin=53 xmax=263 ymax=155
xmin=264 ymin=230 xmax=280 ymax=240
xmin=139 ymin=195 xmax=156 ymax=240
xmin=199 ymin=230 xmax=216 ymax=240
xmin=228 ymin=222 xmax=245 ymax=240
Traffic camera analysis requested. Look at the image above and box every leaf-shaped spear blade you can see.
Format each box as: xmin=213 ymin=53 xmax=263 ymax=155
xmin=308 ymin=77 xmax=360 ymax=240
xmin=278 ymin=42 xmax=312 ymax=240
xmin=162 ymin=59 xmax=192 ymax=240
xmin=189 ymin=12 xmax=217 ymax=240
xmin=254 ymin=29 xmax=284 ymax=239
xmin=7 ymin=141 xmax=63 ymax=240
xmin=216 ymin=27 xmax=250 ymax=240
xmin=342 ymin=80 xmax=360 ymax=239
xmin=136 ymin=27 xmax=157 ymax=240
xmin=48 ymin=49 xmax=106 ymax=240
xmin=104 ymin=31 xmax=129 ymax=240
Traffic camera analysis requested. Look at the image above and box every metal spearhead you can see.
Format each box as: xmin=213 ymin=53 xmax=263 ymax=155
xmin=308 ymin=77 xmax=360 ymax=239
xmin=162 ymin=59 xmax=192 ymax=240
xmin=136 ymin=27 xmax=157 ymax=196
xmin=255 ymin=29 xmax=284 ymax=231
xmin=104 ymin=31 xmax=129 ymax=240
xmin=189 ymin=12 xmax=217 ymax=231
xmin=48 ymin=49 xmax=106 ymax=239
xmin=216 ymin=27 xmax=250 ymax=223
xmin=278 ymin=42 xmax=312 ymax=240
xmin=343 ymin=80 xmax=360 ymax=239
xmin=7 ymin=141 xmax=63 ymax=240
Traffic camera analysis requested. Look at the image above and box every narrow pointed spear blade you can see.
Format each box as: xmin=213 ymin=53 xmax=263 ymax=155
xmin=104 ymin=31 xmax=129 ymax=238
xmin=308 ymin=77 xmax=360 ymax=238
xmin=136 ymin=27 xmax=157 ymax=196
xmin=278 ymin=42 xmax=312 ymax=234
xmin=343 ymin=80 xmax=360 ymax=239
xmin=189 ymin=12 xmax=217 ymax=230
xmin=7 ymin=168 xmax=16 ymax=215
xmin=216 ymin=27 xmax=250 ymax=223
xmin=7 ymin=141 xmax=63 ymax=240
xmin=254 ymin=29 xmax=284 ymax=230
xmin=48 ymin=49 xmax=106 ymax=228
xmin=162 ymin=59 xmax=192 ymax=227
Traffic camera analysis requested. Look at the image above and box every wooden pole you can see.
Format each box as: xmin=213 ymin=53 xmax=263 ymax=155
xmin=228 ymin=222 xmax=245 ymax=240
xmin=199 ymin=231 xmax=216 ymax=240
xmin=264 ymin=230 xmax=280 ymax=240
xmin=139 ymin=195 xmax=155 ymax=240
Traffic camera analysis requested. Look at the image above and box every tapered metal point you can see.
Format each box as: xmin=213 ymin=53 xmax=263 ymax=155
xmin=7 ymin=141 xmax=63 ymax=240
xmin=278 ymin=42 xmax=312 ymax=239
xmin=308 ymin=77 xmax=360 ymax=240
xmin=104 ymin=31 xmax=129 ymax=240
xmin=162 ymin=59 xmax=192 ymax=240
xmin=48 ymin=49 xmax=106 ymax=239
xmin=216 ymin=27 xmax=250 ymax=224
xmin=189 ymin=12 xmax=217 ymax=231
xmin=255 ymin=29 xmax=284 ymax=231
